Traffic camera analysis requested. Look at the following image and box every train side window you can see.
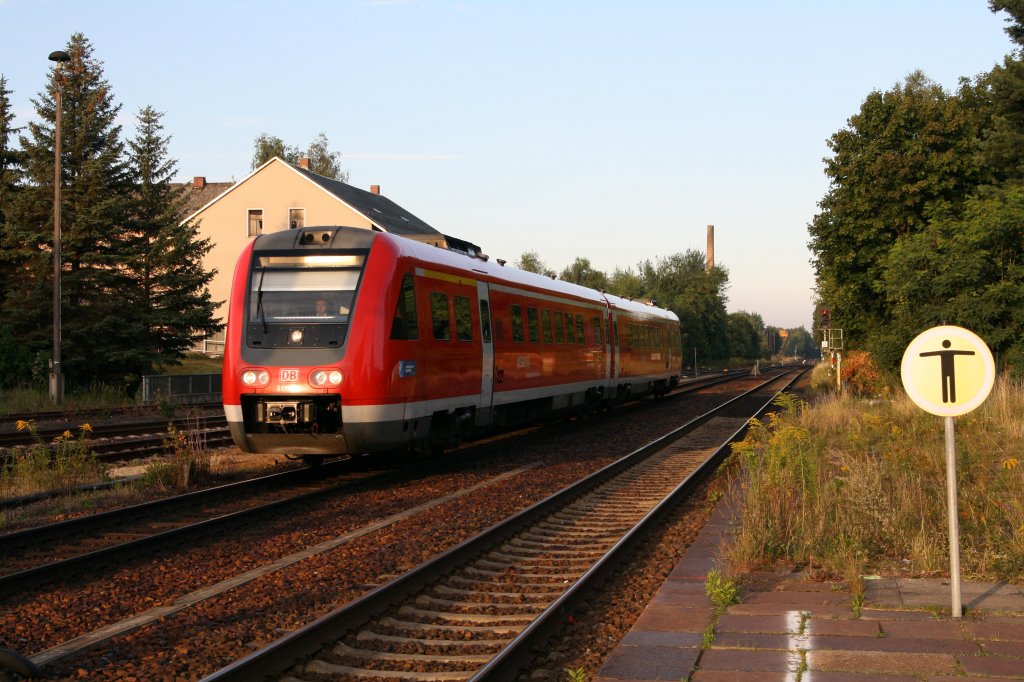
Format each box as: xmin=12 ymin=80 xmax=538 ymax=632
xmin=554 ymin=311 xmax=564 ymax=343
xmin=479 ymin=300 xmax=492 ymax=343
xmin=454 ymin=296 xmax=472 ymax=341
xmin=511 ymin=304 xmax=524 ymax=342
xmin=390 ymin=273 xmax=419 ymax=340
xmin=575 ymin=314 xmax=585 ymax=345
xmin=430 ymin=292 xmax=451 ymax=340
xmin=527 ymin=307 xmax=540 ymax=343
xmin=564 ymin=312 xmax=575 ymax=343
xmin=541 ymin=310 xmax=552 ymax=343
xmin=592 ymin=317 xmax=603 ymax=345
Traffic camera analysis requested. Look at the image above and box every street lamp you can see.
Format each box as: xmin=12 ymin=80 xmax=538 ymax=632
xmin=48 ymin=49 xmax=70 ymax=404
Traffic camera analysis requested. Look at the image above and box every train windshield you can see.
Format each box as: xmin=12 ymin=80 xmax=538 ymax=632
xmin=249 ymin=254 xmax=366 ymax=324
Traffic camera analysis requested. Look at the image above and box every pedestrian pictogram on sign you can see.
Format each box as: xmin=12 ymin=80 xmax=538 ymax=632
xmin=901 ymin=326 xmax=995 ymax=417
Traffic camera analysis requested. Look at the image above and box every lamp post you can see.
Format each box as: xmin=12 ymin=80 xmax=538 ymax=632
xmin=48 ymin=49 xmax=70 ymax=404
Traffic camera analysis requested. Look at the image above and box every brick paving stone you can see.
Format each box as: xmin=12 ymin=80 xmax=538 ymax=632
xmin=806 ymin=618 xmax=884 ymax=638
xmin=860 ymin=608 xmax=941 ymax=622
xmin=879 ymin=620 xmax=967 ymax=640
xmin=742 ymin=590 xmax=845 ymax=607
xmin=711 ymin=631 xmax=797 ymax=650
xmin=958 ymin=654 xmax=1024 ymax=678
xmin=597 ymin=644 xmax=700 ymax=681
xmin=979 ymin=639 xmax=1024 ymax=657
xmin=963 ymin=620 xmax=1024 ymax=642
xmin=801 ymin=672 xmax=918 ymax=682
xmin=619 ymin=630 xmax=704 ymax=648
xmin=632 ymin=605 xmax=715 ymax=633
xmin=715 ymin=614 xmax=794 ymax=634
xmin=650 ymin=590 xmax=716 ymax=608
xmin=728 ymin=603 xmax=851 ymax=618
xmin=670 ymin=556 xmax=719 ymax=578
xmin=697 ymin=648 xmax=797 ymax=673
xmin=690 ymin=671 xmax=793 ymax=681
xmin=773 ymin=581 xmax=847 ymax=593
xmin=806 ymin=650 xmax=960 ymax=676
xmin=807 ymin=634 xmax=979 ymax=656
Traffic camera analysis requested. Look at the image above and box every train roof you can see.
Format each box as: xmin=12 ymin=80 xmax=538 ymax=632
xmin=383 ymin=232 xmax=679 ymax=322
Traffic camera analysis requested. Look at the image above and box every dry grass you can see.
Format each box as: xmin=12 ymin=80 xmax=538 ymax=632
xmin=725 ymin=374 xmax=1024 ymax=585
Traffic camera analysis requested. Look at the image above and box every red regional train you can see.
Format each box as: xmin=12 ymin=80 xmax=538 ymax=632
xmin=223 ymin=226 xmax=682 ymax=460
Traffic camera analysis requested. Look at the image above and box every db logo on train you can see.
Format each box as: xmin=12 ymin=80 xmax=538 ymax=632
xmin=280 ymin=369 xmax=299 ymax=382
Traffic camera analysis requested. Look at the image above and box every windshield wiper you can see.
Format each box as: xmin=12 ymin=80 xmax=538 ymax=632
xmin=255 ymin=268 xmax=268 ymax=333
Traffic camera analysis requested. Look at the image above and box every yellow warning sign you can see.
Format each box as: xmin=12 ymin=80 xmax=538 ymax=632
xmin=900 ymin=325 xmax=995 ymax=417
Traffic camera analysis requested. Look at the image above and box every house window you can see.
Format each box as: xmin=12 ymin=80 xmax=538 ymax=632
xmin=247 ymin=209 xmax=263 ymax=237
xmin=289 ymin=208 xmax=305 ymax=230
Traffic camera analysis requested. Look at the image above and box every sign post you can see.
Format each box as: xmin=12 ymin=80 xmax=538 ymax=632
xmin=900 ymin=325 xmax=995 ymax=618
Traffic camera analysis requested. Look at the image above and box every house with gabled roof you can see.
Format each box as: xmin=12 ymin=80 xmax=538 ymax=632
xmin=181 ymin=156 xmax=478 ymax=353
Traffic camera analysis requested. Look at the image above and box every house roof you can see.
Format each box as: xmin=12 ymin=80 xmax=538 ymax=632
xmin=172 ymin=180 xmax=234 ymax=219
xmin=290 ymin=164 xmax=440 ymax=236
xmin=178 ymin=157 xmax=441 ymax=237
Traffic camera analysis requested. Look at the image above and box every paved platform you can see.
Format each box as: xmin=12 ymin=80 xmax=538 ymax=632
xmin=596 ymin=502 xmax=1024 ymax=681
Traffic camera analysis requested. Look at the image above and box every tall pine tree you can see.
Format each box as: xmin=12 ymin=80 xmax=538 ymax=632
xmin=125 ymin=105 xmax=218 ymax=375
xmin=3 ymin=33 xmax=134 ymax=388
xmin=0 ymin=75 xmax=32 ymax=386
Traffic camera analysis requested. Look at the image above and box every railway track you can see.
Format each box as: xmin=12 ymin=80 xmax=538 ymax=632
xmin=0 ymin=413 xmax=232 ymax=466
xmin=202 ymin=368 xmax=805 ymax=682
xmin=0 ymin=459 xmax=376 ymax=592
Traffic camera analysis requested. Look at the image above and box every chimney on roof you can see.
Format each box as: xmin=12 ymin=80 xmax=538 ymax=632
xmin=706 ymin=224 xmax=715 ymax=272
xmin=370 ymin=184 xmax=380 ymax=195
xmin=193 ymin=176 xmax=206 ymax=190
xmin=298 ymin=157 xmax=310 ymax=170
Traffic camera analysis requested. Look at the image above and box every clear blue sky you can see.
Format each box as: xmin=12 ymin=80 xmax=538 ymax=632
xmin=0 ymin=1 xmax=1015 ymax=330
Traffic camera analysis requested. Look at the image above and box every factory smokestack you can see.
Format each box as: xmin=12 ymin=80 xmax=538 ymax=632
xmin=706 ymin=224 xmax=715 ymax=272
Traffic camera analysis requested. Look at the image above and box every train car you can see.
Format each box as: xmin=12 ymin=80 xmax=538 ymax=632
xmin=222 ymin=226 xmax=681 ymax=459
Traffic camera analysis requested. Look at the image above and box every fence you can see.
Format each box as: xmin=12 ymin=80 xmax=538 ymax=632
xmin=141 ymin=373 xmax=222 ymax=405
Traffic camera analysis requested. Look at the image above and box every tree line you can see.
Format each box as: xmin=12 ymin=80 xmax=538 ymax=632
xmin=809 ymin=1 xmax=1024 ymax=373
xmin=513 ymin=251 xmax=819 ymax=363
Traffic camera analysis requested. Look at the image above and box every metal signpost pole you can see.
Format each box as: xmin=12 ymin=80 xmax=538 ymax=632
xmin=945 ymin=415 xmax=962 ymax=617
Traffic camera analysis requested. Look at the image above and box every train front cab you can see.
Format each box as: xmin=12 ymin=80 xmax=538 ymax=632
xmin=223 ymin=227 xmax=393 ymax=456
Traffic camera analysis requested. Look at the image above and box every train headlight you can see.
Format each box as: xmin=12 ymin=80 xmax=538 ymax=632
xmin=309 ymin=369 xmax=343 ymax=388
xmin=289 ymin=329 xmax=304 ymax=344
xmin=241 ymin=369 xmax=271 ymax=388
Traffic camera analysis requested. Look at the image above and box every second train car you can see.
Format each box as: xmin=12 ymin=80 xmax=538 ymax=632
xmin=223 ymin=226 xmax=682 ymax=459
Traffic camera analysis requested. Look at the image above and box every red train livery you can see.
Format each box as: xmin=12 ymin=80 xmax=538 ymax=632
xmin=223 ymin=226 xmax=682 ymax=459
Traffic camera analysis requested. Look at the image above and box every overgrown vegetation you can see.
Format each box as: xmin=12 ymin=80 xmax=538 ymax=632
xmin=725 ymin=379 xmax=1024 ymax=584
xmin=0 ymin=420 xmax=105 ymax=497
xmin=141 ymin=418 xmax=213 ymax=492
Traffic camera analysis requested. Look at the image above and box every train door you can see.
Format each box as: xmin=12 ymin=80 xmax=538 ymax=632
xmin=611 ymin=316 xmax=621 ymax=381
xmin=475 ymin=281 xmax=495 ymax=426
